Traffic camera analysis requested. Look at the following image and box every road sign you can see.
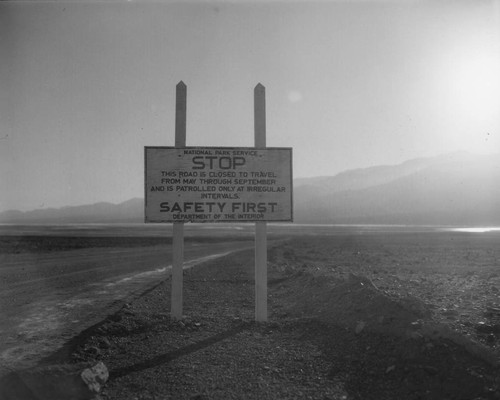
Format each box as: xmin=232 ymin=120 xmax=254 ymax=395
xmin=146 ymin=82 xmax=291 ymax=322
xmin=145 ymin=146 xmax=293 ymax=223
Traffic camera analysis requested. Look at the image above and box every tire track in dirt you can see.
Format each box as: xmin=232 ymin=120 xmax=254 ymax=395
xmin=0 ymin=242 xmax=251 ymax=375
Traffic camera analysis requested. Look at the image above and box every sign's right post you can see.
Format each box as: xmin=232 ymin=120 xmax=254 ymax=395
xmin=254 ymin=83 xmax=267 ymax=322
xmin=171 ymin=81 xmax=187 ymax=320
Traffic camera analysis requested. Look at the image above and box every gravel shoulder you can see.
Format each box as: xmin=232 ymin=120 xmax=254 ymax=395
xmin=4 ymin=233 xmax=500 ymax=399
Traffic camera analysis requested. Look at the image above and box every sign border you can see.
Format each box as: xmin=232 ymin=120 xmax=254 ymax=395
xmin=144 ymin=146 xmax=293 ymax=223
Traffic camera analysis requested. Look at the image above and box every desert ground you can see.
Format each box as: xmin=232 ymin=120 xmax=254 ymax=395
xmin=0 ymin=224 xmax=499 ymax=399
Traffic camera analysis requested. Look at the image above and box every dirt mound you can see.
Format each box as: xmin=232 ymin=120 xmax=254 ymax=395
xmin=271 ymin=268 xmax=499 ymax=399
xmin=278 ymin=270 xmax=430 ymax=337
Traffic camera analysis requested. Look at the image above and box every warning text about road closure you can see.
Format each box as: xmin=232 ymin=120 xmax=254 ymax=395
xmin=145 ymin=147 xmax=293 ymax=222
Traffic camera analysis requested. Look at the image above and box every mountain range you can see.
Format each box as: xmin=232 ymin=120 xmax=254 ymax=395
xmin=2 ymin=151 xmax=499 ymax=225
xmin=294 ymin=151 xmax=500 ymax=225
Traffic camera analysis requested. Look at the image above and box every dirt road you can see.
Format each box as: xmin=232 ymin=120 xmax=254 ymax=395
xmin=0 ymin=240 xmax=252 ymax=374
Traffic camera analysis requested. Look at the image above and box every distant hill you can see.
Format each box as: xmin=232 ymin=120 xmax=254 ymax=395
xmin=1 ymin=152 xmax=499 ymax=225
xmin=0 ymin=198 xmax=144 ymax=224
xmin=294 ymin=151 xmax=500 ymax=225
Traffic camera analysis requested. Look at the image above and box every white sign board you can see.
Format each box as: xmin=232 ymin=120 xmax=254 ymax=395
xmin=145 ymin=147 xmax=293 ymax=223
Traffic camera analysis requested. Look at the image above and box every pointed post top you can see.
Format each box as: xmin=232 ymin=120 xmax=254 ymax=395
xmin=254 ymin=82 xmax=266 ymax=148
xmin=175 ymin=81 xmax=187 ymax=147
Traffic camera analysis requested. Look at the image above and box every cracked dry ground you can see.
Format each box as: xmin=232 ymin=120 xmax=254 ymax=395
xmin=42 ymin=233 xmax=500 ymax=399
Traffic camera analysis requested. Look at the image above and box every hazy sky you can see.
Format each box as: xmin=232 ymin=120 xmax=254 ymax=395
xmin=1 ymin=0 xmax=499 ymax=212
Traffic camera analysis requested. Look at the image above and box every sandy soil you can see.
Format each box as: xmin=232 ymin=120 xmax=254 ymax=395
xmin=2 ymin=231 xmax=500 ymax=399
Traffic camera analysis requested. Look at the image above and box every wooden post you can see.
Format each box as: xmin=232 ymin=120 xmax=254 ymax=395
xmin=254 ymin=83 xmax=267 ymax=322
xmin=171 ymin=81 xmax=186 ymax=319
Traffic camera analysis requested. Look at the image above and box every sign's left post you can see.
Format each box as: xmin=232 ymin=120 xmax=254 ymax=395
xmin=171 ymin=81 xmax=187 ymax=319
